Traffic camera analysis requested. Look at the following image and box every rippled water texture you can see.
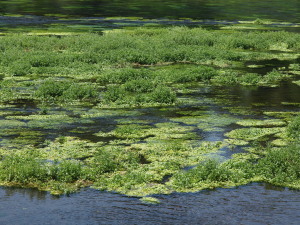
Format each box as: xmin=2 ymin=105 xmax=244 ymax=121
xmin=1 ymin=183 xmax=300 ymax=225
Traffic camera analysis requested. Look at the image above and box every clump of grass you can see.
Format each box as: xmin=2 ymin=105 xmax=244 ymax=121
xmin=150 ymin=86 xmax=176 ymax=104
xmin=287 ymin=115 xmax=300 ymax=140
xmin=170 ymin=66 xmax=218 ymax=83
xmin=256 ymin=144 xmax=300 ymax=184
xmin=239 ymin=73 xmax=260 ymax=85
xmin=170 ymin=160 xmax=234 ymax=190
xmin=0 ymin=150 xmax=85 ymax=185
xmin=262 ymin=69 xmax=287 ymax=85
xmin=9 ymin=61 xmax=32 ymax=76
xmin=35 ymin=79 xmax=71 ymax=99
xmin=49 ymin=160 xmax=84 ymax=183
xmin=103 ymin=85 xmax=126 ymax=103
xmin=124 ymin=78 xmax=157 ymax=93
xmin=98 ymin=68 xmax=153 ymax=84
xmin=35 ymin=78 xmax=98 ymax=102
xmin=253 ymin=18 xmax=268 ymax=25
xmin=0 ymin=152 xmax=48 ymax=183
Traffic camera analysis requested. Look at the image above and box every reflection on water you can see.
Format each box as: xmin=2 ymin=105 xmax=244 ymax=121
xmin=0 ymin=0 xmax=299 ymax=22
xmin=1 ymin=183 xmax=300 ymax=225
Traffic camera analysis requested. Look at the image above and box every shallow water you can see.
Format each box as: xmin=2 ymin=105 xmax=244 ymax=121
xmin=0 ymin=2 xmax=300 ymax=221
xmin=1 ymin=183 xmax=300 ymax=225
xmin=0 ymin=79 xmax=299 ymax=224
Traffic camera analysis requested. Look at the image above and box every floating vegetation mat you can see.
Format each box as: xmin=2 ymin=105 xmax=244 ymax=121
xmin=0 ymin=25 xmax=299 ymax=197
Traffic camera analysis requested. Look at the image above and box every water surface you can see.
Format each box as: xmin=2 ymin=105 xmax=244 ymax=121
xmin=0 ymin=0 xmax=299 ymax=22
xmin=1 ymin=183 xmax=300 ymax=225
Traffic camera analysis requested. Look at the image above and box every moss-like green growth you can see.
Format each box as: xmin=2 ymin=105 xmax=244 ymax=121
xmin=0 ymin=25 xmax=299 ymax=197
xmin=140 ymin=197 xmax=161 ymax=204
xmin=293 ymin=80 xmax=300 ymax=86
xmin=236 ymin=119 xmax=286 ymax=127
xmin=40 ymin=136 xmax=102 ymax=160
xmin=96 ymin=124 xmax=151 ymax=139
xmin=35 ymin=79 xmax=98 ymax=102
xmin=287 ymin=115 xmax=300 ymax=141
xmin=172 ymin=112 xmax=238 ymax=132
xmin=0 ymin=149 xmax=89 ymax=195
xmin=225 ymin=127 xmax=284 ymax=141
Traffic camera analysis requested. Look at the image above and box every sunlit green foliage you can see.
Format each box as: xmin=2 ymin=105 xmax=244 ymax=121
xmin=287 ymin=115 xmax=300 ymax=140
xmin=0 ymin=25 xmax=299 ymax=197
xmin=35 ymin=78 xmax=98 ymax=102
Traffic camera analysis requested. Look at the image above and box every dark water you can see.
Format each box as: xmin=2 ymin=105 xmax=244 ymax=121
xmin=1 ymin=183 xmax=300 ymax=225
xmin=0 ymin=0 xmax=299 ymax=22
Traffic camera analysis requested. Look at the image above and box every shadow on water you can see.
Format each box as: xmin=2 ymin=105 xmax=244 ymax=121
xmin=0 ymin=0 xmax=299 ymax=22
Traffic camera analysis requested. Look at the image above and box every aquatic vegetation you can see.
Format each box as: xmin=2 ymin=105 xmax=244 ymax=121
xmin=0 ymin=27 xmax=298 ymax=108
xmin=264 ymin=111 xmax=300 ymax=119
xmin=0 ymin=148 xmax=88 ymax=194
xmin=255 ymin=144 xmax=300 ymax=187
xmin=172 ymin=112 xmax=238 ymax=132
xmin=150 ymin=86 xmax=176 ymax=104
xmin=287 ymin=115 xmax=300 ymax=141
xmin=140 ymin=197 xmax=161 ymax=204
xmin=0 ymin=25 xmax=299 ymax=197
xmin=293 ymin=80 xmax=300 ymax=86
xmin=236 ymin=119 xmax=286 ymax=127
xmin=261 ymin=69 xmax=289 ymax=86
xmin=40 ymin=136 xmax=102 ymax=160
xmin=35 ymin=78 xmax=98 ymax=102
xmin=6 ymin=114 xmax=79 ymax=129
xmin=96 ymin=123 xmax=151 ymax=139
xmin=225 ymin=127 xmax=284 ymax=141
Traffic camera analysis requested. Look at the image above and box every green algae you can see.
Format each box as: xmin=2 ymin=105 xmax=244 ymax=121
xmin=223 ymin=106 xmax=257 ymax=116
xmin=225 ymin=127 xmax=284 ymax=141
xmin=40 ymin=136 xmax=103 ymax=160
xmin=6 ymin=114 xmax=81 ymax=129
xmin=140 ymin=197 xmax=161 ymax=204
xmin=263 ymin=111 xmax=300 ymax=120
xmin=96 ymin=124 xmax=152 ymax=139
xmin=0 ymin=119 xmax=26 ymax=128
xmin=171 ymin=112 xmax=238 ymax=132
xmin=293 ymin=80 xmax=300 ymax=86
xmin=225 ymin=139 xmax=249 ymax=146
xmin=0 ymin=25 xmax=299 ymax=197
xmin=271 ymin=139 xmax=287 ymax=147
xmin=236 ymin=119 xmax=286 ymax=127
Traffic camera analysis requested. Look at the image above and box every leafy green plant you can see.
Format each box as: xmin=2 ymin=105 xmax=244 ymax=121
xmin=35 ymin=79 xmax=97 ymax=102
xmin=124 ymin=78 xmax=157 ymax=93
xmin=103 ymin=85 xmax=126 ymax=103
xmin=0 ymin=153 xmax=48 ymax=183
xmin=256 ymin=144 xmax=300 ymax=183
xmin=50 ymin=160 xmax=83 ymax=183
xmin=150 ymin=86 xmax=176 ymax=104
xmin=287 ymin=115 xmax=300 ymax=140
xmin=63 ymin=83 xmax=98 ymax=100
xmin=35 ymin=79 xmax=71 ymax=99
xmin=262 ymin=69 xmax=286 ymax=84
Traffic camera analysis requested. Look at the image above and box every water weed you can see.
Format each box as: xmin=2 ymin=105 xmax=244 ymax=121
xmin=0 ymin=26 xmax=299 ymax=197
